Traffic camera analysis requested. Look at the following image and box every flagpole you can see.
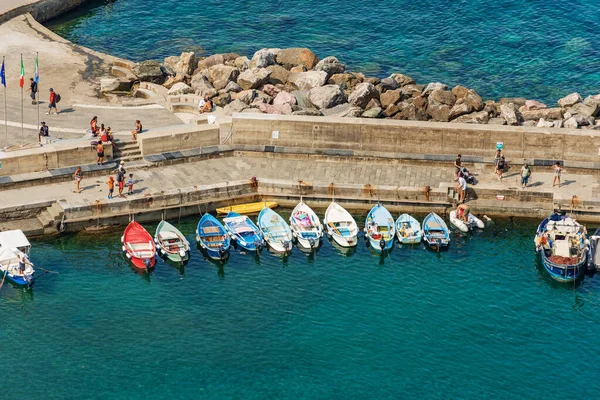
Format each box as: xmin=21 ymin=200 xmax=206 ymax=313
xmin=20 ymin=53 xmax=24 ymax=144
xmin=36 ymin=52 xmax=39 ymax=137
xmin=3 ymin=56 xmax=7 ymax=149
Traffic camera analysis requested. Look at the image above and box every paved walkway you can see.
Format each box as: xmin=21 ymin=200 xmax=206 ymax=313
xmin=0 ymin=156 xmax=596 ymax=209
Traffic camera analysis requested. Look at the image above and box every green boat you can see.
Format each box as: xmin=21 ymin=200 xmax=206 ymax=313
xmin=154 ymin=220 xmax=191 ymax=263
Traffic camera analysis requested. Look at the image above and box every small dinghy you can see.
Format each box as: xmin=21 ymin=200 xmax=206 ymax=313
xmin=535 ymin=212 xmax=588 ymax=282
xmin=290 ymin=201 xmax=323 ymax=249
xmin=216 ymin=201 xmax=278 ymax=215
xmin=364 ymin=204 xmax=395 ymax=252
xmin=258 ymin=207 xmax=293 ymax=253
xmin=422 ymin=213 xmax=450 ymax=250
xmin=122 ymin=221 xmax=156 ymax=271
xmin=323 ymin=201 xmax=358 ymax=247
xmin=196 ymin=213 xmax=231 ymax=261
xmin=395 ymin=214 xmax=423 ymax=244
xmin=587 ymin=227 xmax=600 ymax=272
xmin=223 ymin=211 xmax=264 ymax=252
xmin=0 ymin=230 xmax=36 ymax=287
xmin=449 ymin=210 xmax=485 ymax=233
xmin=154 ymin=220 xmax=190 ymax=263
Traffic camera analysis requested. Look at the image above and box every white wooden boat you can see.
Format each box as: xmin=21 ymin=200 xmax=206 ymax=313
xmin=258 ymin=208 xmax=293 ymax=253
xmin=0 ymin=230 xmax=35 ymax=287
xmin=290 ymin=201 xmax=323 ymax=249
xmin=323 ymin=201 xmax=358 ymax=247
xmin=364 ymin=204 xmax=395 ymax=252
xmin=395 ymin=214 xmax=423 ymax=244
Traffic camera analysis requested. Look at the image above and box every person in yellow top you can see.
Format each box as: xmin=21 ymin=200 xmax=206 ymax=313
xmin=106 ymin=176 xmax=115 ymax=199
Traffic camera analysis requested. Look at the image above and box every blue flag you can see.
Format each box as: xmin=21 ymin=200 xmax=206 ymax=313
xmin=0 ymin=59 xmax=5 ymax=87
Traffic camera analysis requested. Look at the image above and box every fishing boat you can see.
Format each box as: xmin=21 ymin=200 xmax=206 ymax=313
xmin=290 ymin=201 xmax=323 ymax=249
xmin=216 ymin=201 xmax=278 ymax=215
xmin=154 ymin=220 xmax=190 ymax=263
xmin=587 ymin=227 xmax=600 ymax=272
xmin=196 ymin=213 xmax=231 ymax=260
xmin=122 ymin=221 xmax=156 ymax=271
xmin=323 ymin=201 xmax=359 ymax=247
xmin=534 ymin=212 xmax=588 ymax=282
xmin=223 ymin=211 xmax=264 ymax=252
xmin=364 ymin=204 xmax=395 ymax=252
xmin=395 ymin=214 xmax=423 ymax=244
xmin=0 ymin=230 xmax=36 ymax=287
xmin=257 ymin=207 xmax=293 ymax=253
xmin=449 ymin=210 xmax=485 ymax=233
xmin=422 ymin=213 xmax=450 ymax=250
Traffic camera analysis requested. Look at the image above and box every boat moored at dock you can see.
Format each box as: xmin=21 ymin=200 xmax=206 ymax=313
xmin=449 ymin=210 xmax=485 ymax=233
xmin=122 ymin=221 xmax=157 ymax=271
xmin=422 ymin=213 xmax=450 ymax=250
xmin=258 ymin=207 xmax=293 ymax=253
xmin=323 ymin=201 xmax=359 ymax=247
xmin=216 ymin=202 xmax=278 ymax=215
xmin=290 ymin=201 xmax=323 ymax=250
xmin=154 ymin=220 xmax=190 ymax=263
xmin=364 ymin=204 xmax=395 ymax=252
xmin=196 ymin=213 xmax=231 ymax=260
xmin=223 ymin=212 xmax=264 ymax=252
xmin=535 ymin=213 xmax=588 ymax=282
xmin=0 ymin=230 xmax=36 ymax=287
xmin=395 ymin=214 xmax=423 ymax=244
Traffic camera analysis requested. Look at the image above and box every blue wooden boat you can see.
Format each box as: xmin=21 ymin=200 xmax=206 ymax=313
xmin=422 ymin=212 xmax=450 ymax=250
xmin=395 ymin=213 xmax=423 ymax=244
xmin=0 ymin=230 xmax=36 ymax=287
xmin=195 ymin=213 xmax=231 ymax=260
xmin=535 ymin=213 xmax=588 ymax=282
xmin=223 ymin=212 xmax=264 ymax=252
xmin=364 ymin=204 xmax=395 ymax=252
xmin=257 ymin=207 xmax=293 ymax=253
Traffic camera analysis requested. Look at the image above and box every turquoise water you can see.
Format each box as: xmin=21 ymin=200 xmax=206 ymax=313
xmin=46 ymin=0 xmax=600 ymax=104
xmin=2 ymin=213 xmax=600 ymax=399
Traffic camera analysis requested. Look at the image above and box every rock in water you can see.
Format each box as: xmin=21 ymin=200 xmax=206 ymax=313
xmin=237 ymin=67 xmax=271 ymax=90
xmin=133 ymin=60 xmax=165 ymax=84
xmin=167 ymin=82 xmax=193 ymax=95
xmin=314 ymin=56 xmax=346 ymax=78
xmin=288 ymin=71 xmax=328 ymax=90
xmin=522 ymin=99 xmax=547 ymax=111
xmin=500 ymin=103 xmax=520 ymax=125
xmin=276 ymin=48 xmax=319 ymax=69
xmin=348 ymin=82 xmax=379 ymax=108
xmin=252 ymin=48 xmax=281 ymax=68
xmin=558 ymin=92 xmax=582 ymax=108
xmin=389 ymin=73 xmax=415 ymax=87
xmin=521 ymin=108 xmax=563 ymax=121
xmin=308 ymin=85 xmax=347 ymax=109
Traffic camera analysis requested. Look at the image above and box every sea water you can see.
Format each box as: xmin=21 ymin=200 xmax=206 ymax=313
xmin=46 ymin=0 xmax=600 ymax=104
xmin=1 ymin=214 xmax=600 ymax=399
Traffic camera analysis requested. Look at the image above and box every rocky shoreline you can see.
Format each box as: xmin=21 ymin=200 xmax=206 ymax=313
xmin=105 ymin=47 xmax=600 ymax=129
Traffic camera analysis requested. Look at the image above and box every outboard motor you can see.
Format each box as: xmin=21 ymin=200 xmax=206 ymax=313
xmin=309 ymin=238 xmax=316 ymax=249
xmin=284 ymin=240 xmax=291 ymax=253
xmin=587 ymin=233 xmax=600 ymax=273
xmin=218 ymin=245 xmax=227 ymax=260
xmin=179 ymin=249 xmax=187 ymax=259
xmin=143 ymin=258 xmax=151 ymax=272
xmin=379 ymin=238 xmax=386 ymax=251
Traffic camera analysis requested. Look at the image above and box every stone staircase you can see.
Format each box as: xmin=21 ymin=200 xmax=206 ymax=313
xmin=37 ymin=202 xmax=64 ymax=234
xmin=113 ymin=140 xmax=142 ymax=163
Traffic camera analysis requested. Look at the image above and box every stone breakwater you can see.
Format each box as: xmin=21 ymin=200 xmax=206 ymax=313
xmin=105 ymin=47 xmax=600 ymax=130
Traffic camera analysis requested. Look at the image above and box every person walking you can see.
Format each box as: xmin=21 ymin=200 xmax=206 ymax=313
xmin=74 ymin=166 xmax=82 ymax=193
xmin=552 ymin=161 xmax=563 ymax=188
xmin=106 ymin=176 xmax=115 ymax=199
xmin=497 ymin=156 xmax=506 ymax=180
xmin=96 ymin=140 xmax=105 ymax=165
xmin=38 ymin=121 xmax=49 ymax=143
xmin=26 ymin=77 xmax=38 ymax=105
xmin=456 ymin=173 xmax=467 ymax=203
xmin=127 ymin=173 xmax=134 ymax=195
xmin=520 ymin=163 xmax=532 ymax=189
xmin=90 ymin=116 xmax=98 ymax=136
xmin=454 ymin=154 xmax=462 ymax=179
xmin=494 ymin=149 xmax=502 ymax=174
xmin=46 ymin=88 xmax=59 ymax=115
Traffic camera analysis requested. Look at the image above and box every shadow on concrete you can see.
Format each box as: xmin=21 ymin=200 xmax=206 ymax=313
xmin=59 ymin=108 xmax=75 ymax=114
xmin=528 ymin=181 xmax=544 ymax=187
xmin=560 ymin=180 xmax=576 ymax=187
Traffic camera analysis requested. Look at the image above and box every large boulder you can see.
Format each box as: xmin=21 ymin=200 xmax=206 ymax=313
xmin=448 ymin=100 xmax=473 ymax=121
xmin=537 ymin=118 xmax=555 ymax=128
xmin=233 ymin=89 xmax=256 ymax=105
xmin=378 ymin=77 xmax=399 ymax=92
xmin=383 ymin=103 xmax=401 ymax=117
xmin=450 ymin=110 xmax=489 ymax=124
xmin=197 ymin=54 xmax=224 ymax=71
xmin=428 ymin=89 xmax=456 ymax=107
xmin=362 ymin=107 xmax=382 ymax=118
xmin=422 ymin=82 xmax=448 ymax=97
xmin=522 ymin=100 xmax=547 ymax=111
xmin=273 ymin=91 xmax=297 ymax=106
xmin=389 ymin=73 xmax=415 ymax=87
xmin=521 ymin=108 xmax=563 ymax=121
xmin=322 ymin=103 xmax=351 ymax=117
xmin=499 ymin=97 xmax=527 ymax=107
xmin=163 ymin=74 xmax=186 ymax=89
xmin=400 ymin=84 xmax=423 ymax=99
xmin=427 ymin=104 xmax=451 ymax=122
xmin=167 ymin=82 xmax=193 ymax=95
xmin=251 ymin=48 xmax=281 ymax=68
xmin=327 ymin=73 xmax=363 ymax=90
xmin=223 ymin=81 xmax=242 ymax=93
xmin=100 ymin=77 xmax=132 ymax=93
xmin=261 ymin=84 xmax=281 ymax=97
xmin=208 ymin=65 xmax=240 ymax=90
xmin=380 ymin=89 xmax=402 ymax=108
xmin=163 ymin=56 xmax=180 ymax=72
xmin=584 ymin=94 xmax=600 ymax=107
xmin=133 ymin=60 xmax=164 ymax=84
xmin=259 ymin=102 xmax=293 ymax=115
xmin=266 ymin=65 xmax=290 ymax=85
xmin=292 ymin=90 xmax=313 ymax=109
xmin=224 ymin=99 xmax=249 ymax=115
xmin=213 ymin=92 xmax=231 ymax=108
xmin=174 ymin=52 xmax=196 ymax=75
xmin=348 ymin=82 xmax=379 ymax=108
xmin=308 ymin=85 xmax=347 ymax=109
xmin=288 ymin=71 xmax=328 ymax=90
xmin=568 ymin=102 xmax=599 ymax=118
xmin=314 ymin=56 xmax=346 ymax=78
xmin=237 ymin=67 xmax=271 ymax=90
xmin=397 ymin=100 xmax=428 ymax=121
xmin=564 ymin=116 xmax=579 ymax=129
xmin=190 ymin=74 xmax=217 ymax=97
xmin=234 ymin=56 xmax=250 ymax=71
xmin=500 ymin=103 xmax=520 ymax=125
xmin=558 ymin=92 xmax=582 ymax=108
xmin=276 ymin=47 xmax=319 ymax=69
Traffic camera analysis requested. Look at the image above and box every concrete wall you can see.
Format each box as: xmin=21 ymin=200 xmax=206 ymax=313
xmin=0 ymin=140 xmax=112 ymax=176
xmin=0 ymin=0 xmax=93 ymax=24
xmin=231 ymin=114 xmax=600 ymax=165
xmin=138 ymin=124 xmax=220 ymax=156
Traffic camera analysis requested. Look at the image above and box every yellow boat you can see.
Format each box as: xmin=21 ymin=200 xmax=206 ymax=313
xmin=216 ymin=202 xmax=278 ymax=215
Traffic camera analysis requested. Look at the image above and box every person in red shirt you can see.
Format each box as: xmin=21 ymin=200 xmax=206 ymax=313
xmin=46 ymin=88 xmax=59 ymax=115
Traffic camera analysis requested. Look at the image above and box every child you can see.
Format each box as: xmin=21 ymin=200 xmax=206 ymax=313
xmin=106 ymin=176 xmax=115 ymax=199
xmin=127 ymin=173 xmax=134 ymax=195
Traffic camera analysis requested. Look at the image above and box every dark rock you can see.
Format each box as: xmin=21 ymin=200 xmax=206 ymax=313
xmin=213 ymin=92 xmax=231 ymax=107
xmin=314 ymin=56 xmax=346 ymax=78
xmin=133 ymin=60 xmax=165 ymax=84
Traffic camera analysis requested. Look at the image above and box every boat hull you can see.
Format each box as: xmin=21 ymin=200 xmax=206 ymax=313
xmin=368 ymin=236 xmax=394 ymax=252
xmin=539 ymin=249 xmax=587 ymax=282
xmin=265 ymin=239 xmax=292 ymax=253
xmin=295 ymin=235 xmax=321 ymax=249
xmin=128 ymin=255 xmax=156 ymax=270
xmin=3 ymin=271 xmax=34 ymax=286
xmin=160 ymin=250 xmax=189 ymax=263
xmin=329 ymin=232 xmax=358 ymax=247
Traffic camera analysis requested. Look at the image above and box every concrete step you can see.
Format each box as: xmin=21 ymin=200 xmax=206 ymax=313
xmin=170 ymin=102 xmax=198 ymax=113
xmin=134 ymin=88 xmax=157 ymax=99
xmin=139 ymin=82 xmax=169 ymax=97
xmin=115 ymin=149 xmax=142 ymax=158
xmin=114 ymin=143 xmax=140 ymax=152
xmin=111 ymin=66 xmax=137 ymax=81
xmin=113 ymin=58 xmax=137 ymax=70
xmin=116 ymin=155 xmax=143 ymax=163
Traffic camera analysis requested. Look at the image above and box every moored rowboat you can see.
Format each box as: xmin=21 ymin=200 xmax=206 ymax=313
xmin=323 ymin=201 xmax=358 ymax=247
xmin=364 ymin=204 xmax=395 ymax=252
xmin=258 ymin=207 xmax=293 ymax=253
xmin=196 ymin=213 xmax=231 ymax=260
xmin=122 ymin=221 xmax=157 ymax=271
xmin=223 ymin=212 xmax=264 ymax=252
xmin=395 ymin=214 xmax=423 ymax=244
xmin=154 ymin=220 xmax=190 ymax=263
xmin=422 ymin=213 xmax=450 ymax=250
xmin=449 ymin=210 xmax=485 ymax=233
xmin=216 ymin=202 xmax=278 ymax=215
xmin=0 ymin=230 xmax=36 ymax=287
xmin=290 ymin=201 xmax=323 ymax=249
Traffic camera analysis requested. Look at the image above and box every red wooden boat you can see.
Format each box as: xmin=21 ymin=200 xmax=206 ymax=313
xmin=121 ymin=221 xmax=156 ymax=270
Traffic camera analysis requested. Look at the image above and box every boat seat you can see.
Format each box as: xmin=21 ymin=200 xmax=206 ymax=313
xmin=554 ymin=240 xmax=571 ymax=257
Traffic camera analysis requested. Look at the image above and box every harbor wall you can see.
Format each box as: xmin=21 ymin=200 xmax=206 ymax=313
xmin=0 ymin=0 xmax=93 ymax=24
xmin=138 ymin=124 xmax=220 ymax=156
xmin=0 ymin=140 xmax=112 ymax=176
xmin=231 ymin=114 xmax=600 ymax=166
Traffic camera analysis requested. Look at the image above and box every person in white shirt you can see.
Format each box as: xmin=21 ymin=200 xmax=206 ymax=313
xmin=457 ymin=174 xmax=467 ymax=203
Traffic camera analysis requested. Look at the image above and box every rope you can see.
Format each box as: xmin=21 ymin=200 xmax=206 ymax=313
xmin=0 ymin=269 xmax=7 ymax=291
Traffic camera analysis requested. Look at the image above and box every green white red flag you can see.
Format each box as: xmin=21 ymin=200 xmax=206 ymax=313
xmin=19 ymin=55 xmax=24 ymax=88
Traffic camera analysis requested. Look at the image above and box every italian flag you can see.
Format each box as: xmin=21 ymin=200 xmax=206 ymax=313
xmin=19 ymin=56 xmax=24 ymax=88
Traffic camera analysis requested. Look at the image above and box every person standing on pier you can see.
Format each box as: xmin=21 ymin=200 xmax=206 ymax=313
xmin=106 ymin=176 xmax=115 ymax=199
xmin=520 ymin=163 xmax=532 ymax=189
xmin=552 ymin=161 xmax=563 ymax=188
xmin=26 ymin=78 xmax=37 ymax=105
xmin=96 ymin=140 xmax=105 ymax=165
xmin=457 ymin=173 xmax=467 ymax=203
xmin=74 ymin=166 xmax=82 ymax=193
xmin=46 ymin=88 xmax=59 ymax=115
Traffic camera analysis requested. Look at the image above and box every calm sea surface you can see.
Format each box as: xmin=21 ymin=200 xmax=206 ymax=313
xmin=46 ymin=0 xmax=600 ymax=104
xmin=1 ymin=213 xmax=600 ymax=399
